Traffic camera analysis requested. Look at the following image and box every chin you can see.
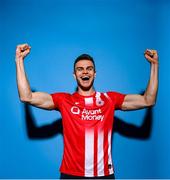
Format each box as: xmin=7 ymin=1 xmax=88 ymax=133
xmin=79 ymin=85 xmax=91 ymax=91
xmin=82 ymin=87 xmax=92 ymax=91
xmin=77 ymin=79 xmax=94 ymax=91
xmin=78 ymin=83 xmax=93 ymax=91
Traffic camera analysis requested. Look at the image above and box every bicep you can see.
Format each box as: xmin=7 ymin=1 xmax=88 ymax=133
xmin=121 ymin=94 xmax=148 ymax=110
xmin=30 ymin=92 xmax=55 ymax=110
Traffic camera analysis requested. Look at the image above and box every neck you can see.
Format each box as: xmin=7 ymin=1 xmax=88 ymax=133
xmin=77 ymin=87 xmax=95 ymax=96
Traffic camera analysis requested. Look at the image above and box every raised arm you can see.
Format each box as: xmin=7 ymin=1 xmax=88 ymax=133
xmin=122 ymin=49 xmax=158 ymax=111
xmin=15 ymin=44 xmax=54 ymax=110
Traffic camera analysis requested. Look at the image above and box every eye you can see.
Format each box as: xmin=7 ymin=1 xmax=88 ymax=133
xmin=87 ymin=66 xmax=94 ymax=71
xmin=76 ymin=67 xmax=83 ymax=72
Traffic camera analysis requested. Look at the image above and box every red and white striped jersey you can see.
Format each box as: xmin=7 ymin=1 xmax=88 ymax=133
xmin=51 ymin=91 xmax=125 ymax=177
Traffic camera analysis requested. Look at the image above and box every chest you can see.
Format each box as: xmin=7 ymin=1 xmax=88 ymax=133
xmin=60 ymin=95 xmax=114 ymax=127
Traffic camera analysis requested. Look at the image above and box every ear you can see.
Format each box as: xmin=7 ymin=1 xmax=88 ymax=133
xmin=94 ymin=72 xmax=96 ymax=78
xmin=73 ymin=72 xmax=76 ymax=80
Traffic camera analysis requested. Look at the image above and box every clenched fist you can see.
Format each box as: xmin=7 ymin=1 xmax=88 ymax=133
xmin=16 ymin=44 xmax=31 ymax=60
xmin=144 ymin=49 xmax=158 ymax=64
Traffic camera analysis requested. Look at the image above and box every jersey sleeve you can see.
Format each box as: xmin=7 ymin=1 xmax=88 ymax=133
xmin=107 ymin=91 xmax=126 ymax=109
xmin=50 ymin=93 xmax=67 ymax=110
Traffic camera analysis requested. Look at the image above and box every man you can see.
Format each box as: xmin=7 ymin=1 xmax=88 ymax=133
xmin=15 ymin=44 xmax=158 ymax=179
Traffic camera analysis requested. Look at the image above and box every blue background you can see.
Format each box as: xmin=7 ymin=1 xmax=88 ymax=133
xmin=0 ymin=0 xmax=170 ymax=178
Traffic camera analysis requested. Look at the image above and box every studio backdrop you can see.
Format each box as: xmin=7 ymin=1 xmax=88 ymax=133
xmin=0 ymin=0 xmax=170 ymax=178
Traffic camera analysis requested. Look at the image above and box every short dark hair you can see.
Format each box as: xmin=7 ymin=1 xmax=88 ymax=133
xmin=74 ymin=54 xmax=96 ymax=72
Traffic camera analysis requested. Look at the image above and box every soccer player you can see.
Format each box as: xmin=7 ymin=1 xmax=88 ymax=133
xmin=15 ymin=44 xmax=158 ymax=179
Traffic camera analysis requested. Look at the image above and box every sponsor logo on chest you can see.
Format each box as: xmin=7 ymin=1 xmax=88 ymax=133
xmin=71 ymin=106 xmax=104 ymax=121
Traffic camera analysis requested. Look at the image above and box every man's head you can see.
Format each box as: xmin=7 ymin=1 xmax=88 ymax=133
xmin=73 ymin=54 xmax=96 ymax=91
xmin=74 ymin=54 xmax=96 ymax=72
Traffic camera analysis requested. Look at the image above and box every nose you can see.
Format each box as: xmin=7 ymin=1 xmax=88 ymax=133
xmin=82 ymin=69 xmax=88 ymax=74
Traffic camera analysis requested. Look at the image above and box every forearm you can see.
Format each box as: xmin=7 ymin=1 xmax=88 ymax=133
xmin=144 ymin=63 xmax=158 ymax=106
xmin=16 ymin=57 xmax=32 ymax=102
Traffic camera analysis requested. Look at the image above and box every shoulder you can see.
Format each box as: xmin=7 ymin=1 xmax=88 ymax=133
xmin=105 ymin=91 xmax=126 ymax=103
xmin=51 ymin=92 xmax=71 ymax=96
xmin=51 ymin=92 xmax=72 ymax=101
xmin=50 ymin=92 xmax=72 ymax=109
xmin=106 ymin=91 xmax=126 ymax=109
xmin=106 ymin=91 xmax=126 ymax=97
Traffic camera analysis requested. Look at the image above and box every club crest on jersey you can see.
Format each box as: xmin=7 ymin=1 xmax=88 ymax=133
xmin=95 ymin=92 xmax=104 ymax=106
xmin=96 ymin=99 xmax=104 ymax=106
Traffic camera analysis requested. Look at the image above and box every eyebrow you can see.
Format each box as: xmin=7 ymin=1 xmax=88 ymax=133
xmin=76 ymin=66 xmax=94 ymax=69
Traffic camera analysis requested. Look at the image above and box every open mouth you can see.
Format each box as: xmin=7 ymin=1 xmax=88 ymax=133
xmin=81 ymin=76 xmax=90 ymax=81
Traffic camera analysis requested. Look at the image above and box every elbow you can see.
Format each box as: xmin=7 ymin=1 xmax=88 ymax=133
xmin=19 ymin=96 xmax=31 ymax=103
xmin=20 ymin=97 xmax=28 ymax=103
xmin=146 ymin=99 xmax=156 ymax=107
xmin=144 ymin=94 xmax=156 ymax=107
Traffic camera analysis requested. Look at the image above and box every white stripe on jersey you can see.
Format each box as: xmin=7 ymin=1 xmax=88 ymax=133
xmin=85 ymin=129 xmax=94 ymax=177
xmin=104 ymin=92 xmax=109 ymax=99
xmin=85 ymin=97 xmax=93 ymax=106
xmin=108 ymin=130 xmax=114 ymax=174
xmin=97 ymin=130 xmax=104 ymax=176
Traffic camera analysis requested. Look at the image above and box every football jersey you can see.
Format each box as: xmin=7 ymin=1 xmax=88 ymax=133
xmin=51 ymin=91 xmax=125 ymax=177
